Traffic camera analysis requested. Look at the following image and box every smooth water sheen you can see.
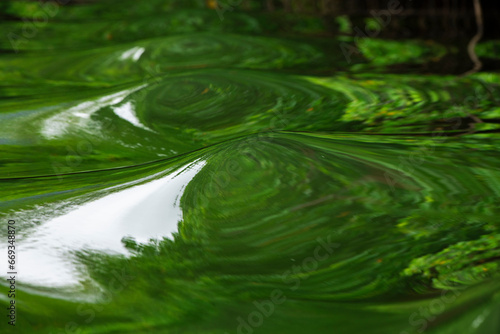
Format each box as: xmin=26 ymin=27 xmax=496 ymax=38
xmin=0 ymin=1 xmax=499 ymax=333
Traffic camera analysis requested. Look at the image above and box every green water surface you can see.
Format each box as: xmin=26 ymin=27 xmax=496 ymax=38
xmin=0 ymin=1 xmax=499 ymax=333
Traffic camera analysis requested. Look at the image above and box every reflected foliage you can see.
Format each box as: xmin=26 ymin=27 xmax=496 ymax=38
xmin=1 ymin=0 xmax=499 ymax=333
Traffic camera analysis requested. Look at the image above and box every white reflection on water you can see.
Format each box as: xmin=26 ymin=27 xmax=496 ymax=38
xmin=41 ymin=86 xmax=146 ymax=139
xmin=119 ymin=46 xmax=145 ymax=62
xmin=112 ymin=100 xmax=154 ymax=132
xmin=6 ymin=160 xmax=205 ymax=289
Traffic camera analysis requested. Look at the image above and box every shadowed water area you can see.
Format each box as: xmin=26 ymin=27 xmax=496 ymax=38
xmin=0 ymin=0 xmax=500 ymax=333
